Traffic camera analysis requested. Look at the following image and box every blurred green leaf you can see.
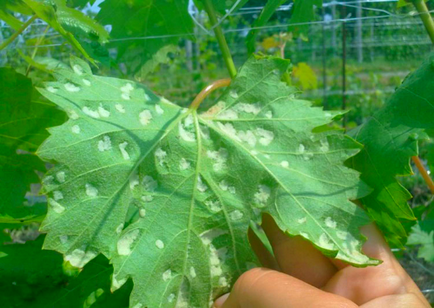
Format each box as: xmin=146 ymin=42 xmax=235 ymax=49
xmin=0 ymin=68 xmax=65 ymax=223
xmin=407 ymin=224 xmax=434 ymax=262
xmin=19 ymin=0 xmax=108 ymax=64
xmin=293 ymin=62 xmax=318 ymax=90
xmin=55 ymin=1 xmax=109 ymax=43
xmin=0 ymin=235 xmax=131 ymax=307
xmin=0 ymin=10 xmax=23 ymax=30
xmin=135 ymin=44 xmax=179 ymax=81
xmin=288 ymin=0 xmax=322 ymax=39
xmin=246 ymin=0 xmax=288 ymax=54
xmin=96 ymin=0 xmax=193 ymax=73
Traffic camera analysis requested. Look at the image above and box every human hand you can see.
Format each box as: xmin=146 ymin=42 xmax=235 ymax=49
xmin=213 ymin=215 xmax=430 ymax=308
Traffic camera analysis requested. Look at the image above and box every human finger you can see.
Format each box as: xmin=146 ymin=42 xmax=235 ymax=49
xmin=261 ymin=214 xmax=338 ymax=287
xmin=324 ymin=224 xmax=429 ymax=306
xmin=360 ymin=293 xmax=429 ymax=308
xmin=214 ymin=267 xmax=358 ymax=308
xmin=247 ymin=227 xmax=279 ymax=270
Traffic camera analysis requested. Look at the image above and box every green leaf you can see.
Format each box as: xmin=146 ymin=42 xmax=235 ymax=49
xmin=0 ymin=236 xmax=131 ymax=307
xmin=37 ymin=56 xmax=377 ymax=307
xmin=0 ymin=68 xmax=65 ymax=222
xmin=22 ymin=0 xmax=104 ymax=64
xmin=54 ymin=1 xmax=109 ymax=44
xmin=0 ymin=236 xmax=66 ymax=306
xmin=293 ymin=62 xmax=318 ymax=90
xmin=0 ymin=10 xmax=23 ymax=30
xmin=135 ymin=44 xmax=179 ymax=81
xmin=0 ymin=152 xmax=47 ymax=223
xmin=96 ymin=0 xmax=193 ymax=73
xmin=246 ymin=0 xmax=288 ymax=54
xmin=407 ymin=224 xmax=434 ymax=262
xmin=397 ymin=0 xmax=428 ymax=8
xmin=349 ymin=55 xmax=434 ymax=247
xmin=67 ymin=0 xmax=96 ymax=9
xmin=289 ymin=0 xmax=322 ymax=39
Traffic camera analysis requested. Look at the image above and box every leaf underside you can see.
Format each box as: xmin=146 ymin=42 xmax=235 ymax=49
xmin=38 ymin=56 xmax=377 ymax=308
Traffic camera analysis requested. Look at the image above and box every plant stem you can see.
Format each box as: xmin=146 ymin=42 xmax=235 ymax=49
xmin=0 ymin=15 xmax=37 ymax=51
xmin=190 ymin=79 xmax=231 ymax=110
xmin=203 ymin=0 xmax=237 ymax=79
xmin=412 ymin=0 xmax=434 ymax=44
xmin=412 ymin=156 xmax=434 ymax=194
xmin=26 ymin=25 xmax=50 ymax=76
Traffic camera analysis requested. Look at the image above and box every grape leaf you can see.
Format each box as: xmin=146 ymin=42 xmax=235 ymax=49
xmin=67 ymin=0 xmax=96 ymax=9
xmin=52 ymin=0 xmax=109 ymax=44
xmin=407 ymin=224 xmax=434 ymax=262
xmin=135 ymin=44 xmax=179 ymax=81
xmin=0 ymin=68 xmax=65 ymax=222
xmin=0 ymin=236 xmax=66 ymax=306
xmin=0 ymin=236 xmax=131 ymax=307
xmin=348 ymin=55 xmax=434 ymax=247
xmin=96 ymin=0 xmax=193 ymax=73
xmin=293 ymin=62 xmax=318 ymax=90
xmin=20 ymin=0 xmax=109 ymax=64
xmin=289 ymin=0 xmax=322 ymax=39
xmin=246 ymin=0 xmax=288 ymax=54
xmin=37 ymin=56 xmax=377 ymax=307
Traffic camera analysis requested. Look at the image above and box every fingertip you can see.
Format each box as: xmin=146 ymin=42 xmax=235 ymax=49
xmin=213 ymin=293 xmax=229 ymax=308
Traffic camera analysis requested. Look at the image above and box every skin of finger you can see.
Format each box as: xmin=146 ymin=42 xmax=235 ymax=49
xmin=323 ymin=224 xmax=430 ymax=306
xmin=360 ymin=293 xmax=430 ymax=308
xmin=215 ymin=268 xmax=358 ymax=308
xmin=247 ymin=227 xmax=280 ymax=270
xmin=261 ymin=214 xmax=338 ymax=287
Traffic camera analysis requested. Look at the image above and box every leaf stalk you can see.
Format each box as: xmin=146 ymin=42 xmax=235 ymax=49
xmin=203 ymin=0 xmax=237 ymax=79
xmin=190 ymin=78 xmax=231 ymax=110
xmin=412 ymin=156 xmax=434 ymax=194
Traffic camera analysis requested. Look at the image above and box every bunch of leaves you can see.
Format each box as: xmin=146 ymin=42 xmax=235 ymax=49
xmin=35 ymin=55 xmax=379 ymax=307
xmin=348 ymin=55 xmax=434 ymax=247
xmin=0 ymin=68 xmax=65 ymax=223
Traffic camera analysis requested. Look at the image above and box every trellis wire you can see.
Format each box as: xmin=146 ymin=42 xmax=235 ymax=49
xmin=1 ymin=0 xmax=431 ymax=47
xmin=5 ymin=9 xmax=430 ymax=49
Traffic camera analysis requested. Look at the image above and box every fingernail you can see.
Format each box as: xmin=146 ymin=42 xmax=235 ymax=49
xmin=213 ymin=293 xmax=230 ymax=308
